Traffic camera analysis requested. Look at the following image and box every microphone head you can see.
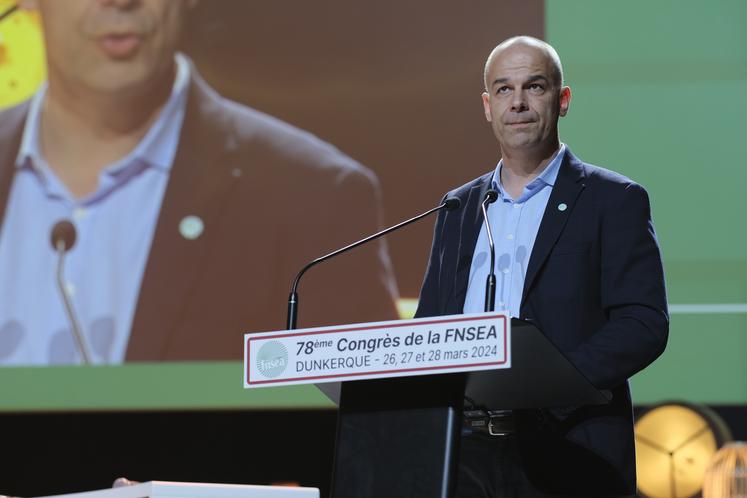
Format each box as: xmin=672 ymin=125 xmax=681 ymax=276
xmin=51 ymin=220 xmax=77 ymax=252
xmin=443 ymin=197 xmax=461 ymax=211
xmin=484 ymin=189 xmax=499 ymax=204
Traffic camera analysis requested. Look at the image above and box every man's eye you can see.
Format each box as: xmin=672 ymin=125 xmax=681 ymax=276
xmin=528 ymin=83 xmax=544 ymax=92
xmin=496 ymin=86 xmax=510 ymax=94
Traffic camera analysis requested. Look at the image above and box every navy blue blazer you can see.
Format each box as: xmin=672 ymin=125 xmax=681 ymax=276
xmin=415 ymin=149 xmax=668 ymax=495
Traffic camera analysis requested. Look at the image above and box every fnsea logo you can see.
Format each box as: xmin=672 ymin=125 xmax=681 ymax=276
xmin=256 ymin=341 xmax=288 ymax=378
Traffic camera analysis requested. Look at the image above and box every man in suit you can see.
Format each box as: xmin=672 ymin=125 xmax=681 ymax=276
xmin=415 ymin=36 xmax=668 ymax=496
xmin=0 ymin=0 xmax=397 ymax=364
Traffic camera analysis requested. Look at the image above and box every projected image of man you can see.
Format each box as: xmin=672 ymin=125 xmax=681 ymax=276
xmin=0 ymin=0 xmax=398 ymax=365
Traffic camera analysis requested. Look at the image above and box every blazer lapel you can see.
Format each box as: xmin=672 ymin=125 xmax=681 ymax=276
xmin=0 ymin=103 xmax=30 ymax=231
xmin=448 ymin=173 xmax=493 ymax=314
xmin=521 ymin=150 xmax=587 ymax=304
xmin=126 ymin=72 xmax=240 ymax=360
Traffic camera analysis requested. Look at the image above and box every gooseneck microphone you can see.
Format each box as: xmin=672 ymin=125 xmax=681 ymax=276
xmin=287 ymin=197 xmax=462 ymax=330
xmin=481 ymin=189 xmax=499 ymax=312
xmin=51 ymin=220 xmax=93 ymax=365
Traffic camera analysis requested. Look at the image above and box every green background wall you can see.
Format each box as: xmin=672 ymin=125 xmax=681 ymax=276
xmin=547 ymin=0 xmax=747 ymax=404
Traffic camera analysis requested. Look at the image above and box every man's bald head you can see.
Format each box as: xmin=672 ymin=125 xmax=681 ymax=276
xmin=483 ymin=36 xmax=564 ymax=91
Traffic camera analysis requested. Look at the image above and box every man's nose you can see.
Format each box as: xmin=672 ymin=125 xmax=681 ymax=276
xmin=510 ymin=90 xmax=528 ymax=113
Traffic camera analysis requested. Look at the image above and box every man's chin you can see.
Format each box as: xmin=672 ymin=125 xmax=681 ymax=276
xmin=81 ymin=64 xmax=167 ymax=98
xmin=501 ymin=138 xmax=540 ymax=151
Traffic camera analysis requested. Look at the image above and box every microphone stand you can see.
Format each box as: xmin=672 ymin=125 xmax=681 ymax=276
xmin=481 ymin=190 xmax=499 ymax=312
xmin=55 ymin=241 xmax=92 ymax=365
xmin=287 ymin=198 xmax=460 ymax=330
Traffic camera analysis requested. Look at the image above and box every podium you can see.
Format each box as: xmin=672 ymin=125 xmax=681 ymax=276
xmin=329 ymin=318 xmax=610 ymax=498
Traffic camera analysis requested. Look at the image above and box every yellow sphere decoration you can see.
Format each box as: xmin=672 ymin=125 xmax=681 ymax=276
xmin=635 ymin=402 xmax=732 ymax=498
xmin=0 ymin=2 xmax=46 ymax=109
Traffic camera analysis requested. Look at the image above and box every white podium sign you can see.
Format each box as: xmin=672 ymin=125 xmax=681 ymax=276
xmin=244 ymin=312 xmax=510 ymax=388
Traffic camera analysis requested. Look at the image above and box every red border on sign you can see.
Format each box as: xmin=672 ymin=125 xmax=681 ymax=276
xmin=246 ymin=314 xmax=508 ymax=385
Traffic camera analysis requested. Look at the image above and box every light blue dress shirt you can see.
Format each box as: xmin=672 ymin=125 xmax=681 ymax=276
xmin=463 ymin=144 xmax=566 ymax=318
xmin=0 ymin=54 xmax=190 ymax=365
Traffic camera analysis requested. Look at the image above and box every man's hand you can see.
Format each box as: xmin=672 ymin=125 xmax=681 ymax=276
xmin=112 ymin=477 xmax=140 ymax=488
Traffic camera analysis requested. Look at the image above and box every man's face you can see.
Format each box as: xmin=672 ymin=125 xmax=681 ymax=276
xmin=481 ymin=43 xmax=570 ymax=153
xmin=27 ymin=0 xmax=193 ymax=97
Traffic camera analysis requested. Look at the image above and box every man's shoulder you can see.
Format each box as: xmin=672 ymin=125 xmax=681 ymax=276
xmin=443 ymin=171 xmax=493 ymax=200
xmin=584 ymin=162 xmax=638 ymax=188
xmin=188 ymin=73 xmax=376 ymax=186
xmin=562 ymin=151 xmax=651 ymax=211
xmin=0 ymin=101 xmax=29 ymax=174
xmin=569 ymin=151 xmax=643 ymax=191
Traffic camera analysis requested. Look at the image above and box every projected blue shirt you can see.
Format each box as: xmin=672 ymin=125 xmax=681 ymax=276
xmin=0 ymin=54 xmax=190 ymax=365
xmin=463 ymin=144 xmax=566 ymax=318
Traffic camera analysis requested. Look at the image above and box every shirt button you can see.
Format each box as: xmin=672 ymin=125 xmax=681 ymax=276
xmin=507 ymin=234 xmax=514 ymax=240
xmin=514 ymin=204 xmax=521 ymax=209
xmin=73 ymin=207 xmax=87 ymax=221
xmin=65 ymin=282 xmax=76 ymax=297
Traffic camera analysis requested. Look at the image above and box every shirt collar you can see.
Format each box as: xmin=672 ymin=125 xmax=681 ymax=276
xmin=15 ymin=81 xmax=46 ymax=172
xmin=491 ymin=143 xmax=567 ymax=202
xmin=15 ymin=52 xmax=191 ymax=177
xmin=128 ymin=52 xmax=190 ymax=173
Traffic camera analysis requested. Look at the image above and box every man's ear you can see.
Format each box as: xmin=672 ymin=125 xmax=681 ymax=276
xmin=481 ymin=92 xmax=492 ymax=122
xmin=558 ymin=86 xmax=571 ymax=117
